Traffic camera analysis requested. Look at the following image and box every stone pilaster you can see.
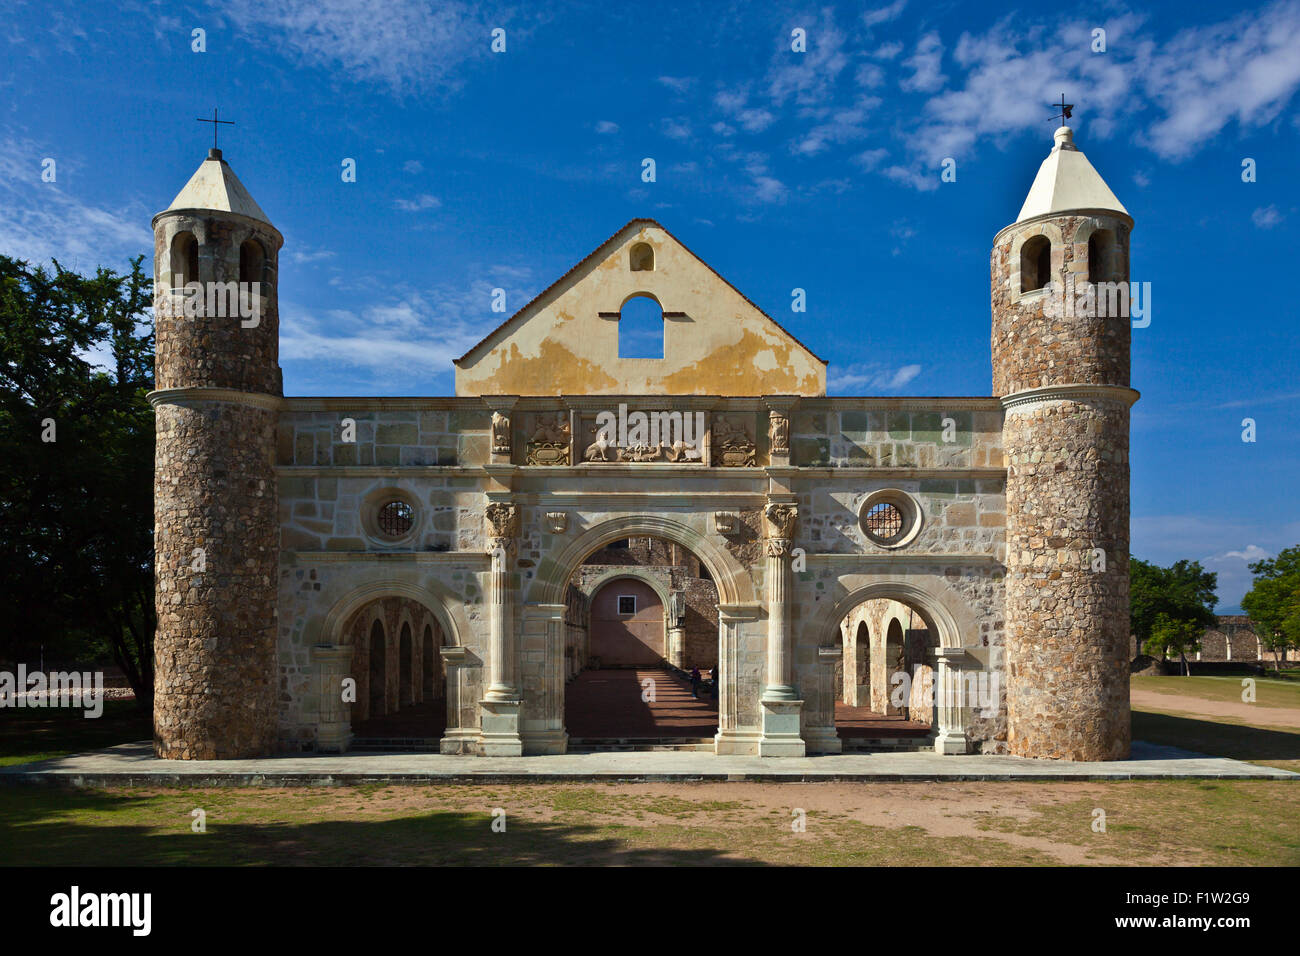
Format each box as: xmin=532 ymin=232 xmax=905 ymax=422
xmin=311 ymin=644 xmax=354 ymax=753
xmin=933 ymin=647 xmax=971 ymax=755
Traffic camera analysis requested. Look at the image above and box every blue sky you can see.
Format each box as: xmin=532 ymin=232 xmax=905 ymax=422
xmin=3 ymin=0 xmax=1298 ymax=610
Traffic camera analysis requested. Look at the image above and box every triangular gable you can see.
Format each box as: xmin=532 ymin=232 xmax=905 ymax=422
xmin=453 ymin=219 xmax=827 ymax=397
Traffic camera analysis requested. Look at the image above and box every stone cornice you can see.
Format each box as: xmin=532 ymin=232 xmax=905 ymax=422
xmin=148 ymin=387 xmax=283 ymax=412
xmin=279 ymin=395 xmax=1005 ymax=413
xmin=274 ymin=465 xmax=1008 ymax=481
xmin=993 ymin=207 xmax=1135 ymax=245
xmin=802 ymin=553 xmax=1005 ymax=565
xmin=281 ymin=550 xmax=490 ymax=565
xmin=1000 ymin=383 xmax=1140 ymax=412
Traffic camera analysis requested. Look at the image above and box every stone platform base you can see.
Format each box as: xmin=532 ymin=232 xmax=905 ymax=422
xmin=0 ymin=741 xmax=1293 ymax=787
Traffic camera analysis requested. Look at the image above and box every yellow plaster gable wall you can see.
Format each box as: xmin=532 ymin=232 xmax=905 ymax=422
xmin=453 ymin=223 xmax=827 ymax=396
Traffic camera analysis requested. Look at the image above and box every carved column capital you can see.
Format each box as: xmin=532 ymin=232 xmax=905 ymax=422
xmin=763 ymin=501 xmax=798 ymax=540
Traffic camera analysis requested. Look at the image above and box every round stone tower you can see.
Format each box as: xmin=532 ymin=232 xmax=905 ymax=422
xmin=991 ymin=126 xmax=1138 ymax=761
xmin=150 ymin=148 xmax=283 ymax=759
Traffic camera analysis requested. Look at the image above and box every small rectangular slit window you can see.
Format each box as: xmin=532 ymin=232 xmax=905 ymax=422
xmin=617 ymin=595 xmax=636 ymax=615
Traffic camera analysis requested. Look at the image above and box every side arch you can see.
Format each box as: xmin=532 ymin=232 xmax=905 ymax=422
xmin=315 ymin=576 xmax=469 ymax=650
xmin=808 ymin=576 xmax=981 ymax=651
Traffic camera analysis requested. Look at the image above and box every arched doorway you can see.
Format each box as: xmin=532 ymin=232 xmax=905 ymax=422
xmin=834 ymin=596 xmax=937 ymax=750
xmin=563 ymin=535 xmax=720 ymax=747
xmin=342 ymin=597 xmax=449 ymax=749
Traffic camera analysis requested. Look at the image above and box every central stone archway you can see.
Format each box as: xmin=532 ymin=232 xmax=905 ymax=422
xmin=523 ymin=513 xmax=760 ymax=754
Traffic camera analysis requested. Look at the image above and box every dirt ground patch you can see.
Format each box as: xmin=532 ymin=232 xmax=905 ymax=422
xmin=1130 ymin=689 xmax=1300 ymax=729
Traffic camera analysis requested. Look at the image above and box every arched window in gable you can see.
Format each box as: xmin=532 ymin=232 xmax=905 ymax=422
xmin=618 ymin=294 xmax=664 ymax=359
xmin=629 ymin=242 xmax=654 ymax=272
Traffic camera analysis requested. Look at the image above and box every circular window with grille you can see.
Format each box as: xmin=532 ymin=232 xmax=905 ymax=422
xmin=362 ymin=489 xmax=420 ymax=545
xmin=858 ymin=490 xmax=921 ymax=549
xmin=377 ymin=500 xmax=414 ymax=538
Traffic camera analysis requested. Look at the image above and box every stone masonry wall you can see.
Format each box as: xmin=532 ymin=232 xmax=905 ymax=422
xmin=154 ymin=400 xmax=279 ymax=758
xmin=1003 ymin=398 xmax=1131 ymax=760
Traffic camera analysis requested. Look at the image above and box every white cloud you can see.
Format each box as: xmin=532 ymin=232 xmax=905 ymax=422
xmin=660 ymin=117 xmax=693 ymax=140
xmin=1252 ymin=204 xmax=1284 ymax=228
xmin=828 ymin=362 xmax=922 ymax=391
xmin=595 ymin=120 xmax=620 ymax=134
xmin=657 ymin=75 xmax=695 ymax=93
xmin=1142 ymin=0 xmax=1300 ymax=160
xmin=221 ymin=0 xmax=505 ymax=95
xmin=900 ymin=32 xmax=946 ymax=93
xmin=393 ymin=193 xmax=441 ymax=212
xmin=402 ymin=159 xmax=424 ymax=173
xmin=0 ymin=134 xmax=151 ymax=270
xmin=863 ymin=0 xmax=908 ymax=29
xmin=792 ymin=97 xmax=879 ymax=156
xmin=280 ymin=269 xmax=534 ymax=391
xmin=767 ymin=9 xmax=850 ymax=107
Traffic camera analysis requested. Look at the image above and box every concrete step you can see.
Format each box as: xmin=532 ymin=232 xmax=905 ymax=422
xmin=841 ymin=738 xmax=933 ymax=752
xmin=568 ymin=737 xmax=715 ymax=753
xmin=350 ymin=738 xmax=441 ymax=752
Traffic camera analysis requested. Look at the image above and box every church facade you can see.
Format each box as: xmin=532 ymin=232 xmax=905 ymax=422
xmin=149 ymin=126 xmax=1136 ymax=762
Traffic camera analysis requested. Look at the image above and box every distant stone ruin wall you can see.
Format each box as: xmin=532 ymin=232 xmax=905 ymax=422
xmin=1130 ymin=616 xmax=1299 ymax=662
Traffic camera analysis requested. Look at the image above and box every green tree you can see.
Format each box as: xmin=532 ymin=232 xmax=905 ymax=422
xmin=0 ymin=254 xmax=155 ymax=704
xmin=1144 ymin=613 xmax=1202 ymax=676
xmin=1130 ymin=557 xmax=1218 ymax=674
xmin=1241 ymin=546 xmax=1300 ymax=675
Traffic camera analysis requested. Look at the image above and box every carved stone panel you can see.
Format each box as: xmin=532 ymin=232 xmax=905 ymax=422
xmin=712 ymin=415 xmax=757 ymax=467
xmin=526 ymin=412 xmax=571 ymax=465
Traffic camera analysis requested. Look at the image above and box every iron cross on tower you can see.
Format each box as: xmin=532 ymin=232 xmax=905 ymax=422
xmin=1048 ymin=93 xmax=1073 ymax=126
xmin=196 ymin=107 xmax=235 ymax=150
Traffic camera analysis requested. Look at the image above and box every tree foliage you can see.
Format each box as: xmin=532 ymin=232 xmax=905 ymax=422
xmin=1130 ymin=557 xmax=1218 ymax=666
xmin=0 ymin=254 xmax=155 ymax=703
xmin=1241 ymin=546 xmax=1300 ymax=675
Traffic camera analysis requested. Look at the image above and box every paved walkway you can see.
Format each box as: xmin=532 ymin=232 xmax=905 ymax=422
xmin=0 ymin=740 xmax=1292 ymax=786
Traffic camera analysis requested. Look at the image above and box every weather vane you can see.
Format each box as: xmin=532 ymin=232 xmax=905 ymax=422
xmin=1048 ymin=92 xmax=1073 ymax=127
xmin=196 ymin=107 xmax=235 ymax=150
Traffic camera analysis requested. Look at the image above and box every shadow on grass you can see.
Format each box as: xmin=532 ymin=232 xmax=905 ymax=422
xmin=0 ymin=702 xmax=151 ymax=767
xmin=1132 ymin=709 xmax=1300 ymax=764
xmin=0 ymin=788 xmax=765 ymax=866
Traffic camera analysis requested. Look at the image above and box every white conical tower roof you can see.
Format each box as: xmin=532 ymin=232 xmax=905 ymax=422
xmin=1016 ymin=126 xmax=1128 ymax=223
xmin=161 ymin=148 xmax=271 ymax=224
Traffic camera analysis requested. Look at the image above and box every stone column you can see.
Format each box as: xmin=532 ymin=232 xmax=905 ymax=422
xmin=933 ymin=647 xmax=971 ymax=755
xmin=666 ymin=627 xmax=686 ymax=669
xmin=311 ymin=644 xmax=354 ymax=753
xmin=479 ymin=501 xmax=523 ymax=756
xmin=759 ymin=501 xmax=804 ymax=756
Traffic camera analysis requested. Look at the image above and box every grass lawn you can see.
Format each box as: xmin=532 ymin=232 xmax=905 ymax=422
xmin=1130 ymin=674 xmax=1300 ymax=773
xmin=0 ymin=700 xmax=151 ymax=767
xmin=0 ymin=779 xmax=1296 ymax=866
xmin=1131 ymin=674 xmax=1300 ymax=708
